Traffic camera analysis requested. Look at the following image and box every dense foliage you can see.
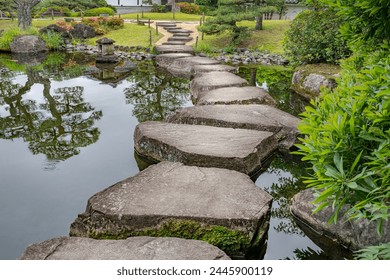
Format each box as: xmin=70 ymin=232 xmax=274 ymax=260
xmin=283 ymin=8 xmax=351 ymax=65
xmin=295 ymin=0 xmax=390 ymax=259
xmin=176 ymin=2 xmax=200 ymax=14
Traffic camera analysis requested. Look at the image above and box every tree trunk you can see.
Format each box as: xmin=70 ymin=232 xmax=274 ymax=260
xmin=255 ymin=14 xmax=263 ymax=30
xmin=15 ymin=0 xmax=40 ymax=30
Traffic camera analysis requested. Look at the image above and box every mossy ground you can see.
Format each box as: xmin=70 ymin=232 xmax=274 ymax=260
xmin=89 ymin=219 xmax=252 ymax=256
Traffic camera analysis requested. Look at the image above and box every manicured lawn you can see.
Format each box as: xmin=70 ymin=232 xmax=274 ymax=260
xmin=121 ymin=12 xmax=203 ymax=22
xmin=197 ymin=20 xmax=291 ymax=54
xmin=87 ymin=23 xmax=163 ymax=47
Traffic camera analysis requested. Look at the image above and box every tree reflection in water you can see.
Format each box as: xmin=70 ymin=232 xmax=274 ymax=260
xmin=124 ymin=62 xmax=190 ymax=122
xmin=0 ymin=57 xmax=102 ymax=166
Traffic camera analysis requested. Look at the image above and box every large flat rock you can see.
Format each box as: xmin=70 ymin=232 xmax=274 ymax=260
xmin=165 ymin=57 xmax=221 ymax=78
xmin=162 ymin=41 xmax=186 ymax=45
xmin=20 ymin=236 xmax=230 ymax=260
xmin=154 ymin=45 xmax=195 ymax=54
xmin=192 ymin=64 xmax=238 ymax=75
xmin=168 ymin=36 xmax=193 ymax=42
xmin=156 ymin=53 xmax=193 ymax=68
xmin=133 ymin=122 xmax=277 ymax=174
xmin=167 ymin=105 xmax=300 ymax=150
xmin=70 ymin=162 xmax=272 ymax=257
xmin=190 ymin=71 xmax=248 ymax=101
xmin=196 ymin=86 xmax=276 ymax=106
xmin=168 ymin=29 xmax=193 ymax=34
xmin=291 ymin=189 xmax=390 ymax=252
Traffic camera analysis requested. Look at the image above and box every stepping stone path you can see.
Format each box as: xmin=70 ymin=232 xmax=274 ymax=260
xmin=70 ymin=162 xmax=272 ymax=258
xmin=134 ymin=122 xmax=277 ymax=174
xmin=21 ymin=236 xmax=230 ymax=260
xmin=21 ymin=42 xmax=302 ymax=260
xmin=167 ymin=104 xmax=300 ymax=151
xmin=156 ymin=22 xmax=195 ymax=47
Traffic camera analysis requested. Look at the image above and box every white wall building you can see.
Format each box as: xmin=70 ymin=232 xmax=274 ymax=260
xmin=106 ymin=0 xmax=162 ymax=7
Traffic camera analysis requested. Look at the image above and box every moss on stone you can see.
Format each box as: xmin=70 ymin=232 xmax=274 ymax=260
xmin=88 ymin=219 xmax=252 ymax=256
xmin=295 ymin=63 xmax=341 ymax=79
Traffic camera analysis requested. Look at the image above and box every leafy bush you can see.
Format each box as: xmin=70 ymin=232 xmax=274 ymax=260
xmin=284 ymin=9 xmax=351 ymax=65
xmin=84 ymin=7 xmax=114 ymax=16
xmin=295 ymin=51 xmax=390 ymax=233
xmin=105 ymin=17 xmax=124 ymax=29
xmin=151 ymin=4 xmax=167 ymax=13
xmin=40 ymin=31 xmax=64 ymax=50
xmin=34 ymin=6 xmax=72 ymax=17
xmin=176 ymin=3 xmax=200 ymax=14
xmin=0 ymin=28 xmax=21 ymax=51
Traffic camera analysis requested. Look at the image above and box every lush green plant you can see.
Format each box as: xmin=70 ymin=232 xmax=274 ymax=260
xmin=295 ymin=51 xmax=390 ymax=235
xmin=34 ymin=5 xmax=72 ymax=17
xmin=151 ymin=4 xmax=167 ymax=13
xmin=0 ymin=27 xmax=21 ymax=50
xmin=176 ymin=2 xmax=200 ymax=14
xmin=84 ymin=7 xmax=114 ymax=17
xmin=40 ymin=30 xmax=64 ymax=50
xmin=355 ymin=243 xmax=390 ymax=260
xmin=283 ymin=9 xmax=351 ymax=65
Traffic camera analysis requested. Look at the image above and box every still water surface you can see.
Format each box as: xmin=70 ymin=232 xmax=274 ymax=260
xmin=0 ymin=53 xmax=322 ymax=259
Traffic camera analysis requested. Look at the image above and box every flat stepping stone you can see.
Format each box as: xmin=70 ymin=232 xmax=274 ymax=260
xmin=168 ymin=36 xmax=193 ymax=42
xmin=162 ymin=41 xmax=186 ymax=45
xmin=169 ymin=29 xmax=193 ymax=34
xmin=20 ymin=236 xmax=230 ymax=260
xmin=165 ymin=56 xmax=221 ymax=78
xmin=133 ymin=122 xmax=277 ymax=175
xmin=154 ymin=45 xmax=195 ymax=54
xmin=291 ymin=189 xmax=390 ymax=253
xmin=156 ymin=53 xmax=193 ymax=67
xmin=70 ymin=162 xmax=272 ymax=257
xmin=190 ymin=71 xmax=248 ymax=101
xmin=192 ymin=64 xmax=238 ymax=75
xmin=156 ymin=22 xmax=176 ymax=27
xmin=164 ymin=26 xmax=181 ymax=30
xmin=196 ymin=86 xmax=276 ymax=106
xmin=171 ymin=33 xmax=191 ymax=37
xmin=167 ymin=105 xmax=300 ymax=151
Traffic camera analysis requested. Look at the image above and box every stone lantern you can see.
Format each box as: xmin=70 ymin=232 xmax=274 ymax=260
xmin=96 ymin=37 xmax=119 ymax=63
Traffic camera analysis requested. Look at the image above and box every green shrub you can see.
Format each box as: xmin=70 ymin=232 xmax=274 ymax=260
xmin=84 ymin=7 xmax=114 ymax=17
xmin=0 ymin=28 xmax=21 ymax=50
xmin=105 ymin=17 xmax=124 ymax=29
xmin=151 ymin=4 xmax=166 ymax=13
xmin=34 ymin=6 xmax=72 ymax=18
xmin=284 ymin=9 xmax=351 ymax=65
xmin=176 ymin=3 xmax=200 ymax=14
xmin=295 ymin=51 xmax=390 ymax=233
xmin=40 ymin=31 xmax=64 ymax=50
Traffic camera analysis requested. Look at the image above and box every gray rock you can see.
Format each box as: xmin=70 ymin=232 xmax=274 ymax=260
xmin=196 ymin=86 xmax=276 ymax=106
xmin=190 ymin=71 xmax=248 ymax=101
xmin=168 ymin=36 xmax=192 ymax=42
xmin=70 ymin=24 xmax=96 ymax=39
xmin=303 ymin=73 xmax=336 ymax=94
xmin=134 ymin=122 xmax=277 ymax=174
xmin=21 ymin=236 xmax=230 ymax=260
xmin=168 ymin=29 xmax=193 ymax=34
xmin=191 ymin=64 xmax=237 ymax=75
xmin=291 ymin=189 xmax=390 ymax=251
xmin=167 ymin=104 xmax=299 ymax=151
xmin=156 ymin=22 xmax=176 ymax=27
xmin=162 ymin=41 xmax=186 ymax=45
xmin=166 ymin=57 xmax=220 ymax=78
xmin=70 ymin=161 xmax=272 ymax=257
xmin=156 ymin=53 xmax=193 ymax=68
xmin=155 ymin=45 xmax=195 ymax=54
xmin=10 ymin=35 xmax=48 ymax=53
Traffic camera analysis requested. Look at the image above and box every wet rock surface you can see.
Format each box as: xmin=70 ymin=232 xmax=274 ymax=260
xmin=70 ymin=162 xmax=272 ymax=257
xmin=167 ymin=104 xmax=300 ymax=151
xmin=134 ymin=122 xmax=277 ymax=174
xmin=190 ymin=72 xmax=248 ymax=101
xmin=21 ymin=236 xmax=231 ymax=260
xmin=195 ymin=86 xmax=276 ymax=106
xmin=291 ymin=188 xmax=390 ymax=251
xmin=10 ymin=35 xmax=48 ymax=53
xmin=155 ymin=45 xmax=195 ymax=54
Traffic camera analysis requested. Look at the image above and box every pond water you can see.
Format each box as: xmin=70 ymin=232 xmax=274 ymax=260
xmin=0 ymin=52 xmax=328 ymax=260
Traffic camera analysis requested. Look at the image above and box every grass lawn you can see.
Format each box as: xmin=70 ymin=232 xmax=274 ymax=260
xmin=0 ymin=19 xmax=162 ymax=48
xmin=121 ymin=12 xmax=203 ymax=22
xmin=86 ymin=23 xmax=163 ymax=47
xmin=196 ymin=20 xmax=291 ymax=54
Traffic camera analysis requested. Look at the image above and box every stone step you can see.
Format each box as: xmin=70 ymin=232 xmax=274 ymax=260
xmin=162 ymin=41 xmax=186 ymax=45
xmin=20 ymin=236 xmax=230 ymax=260
xmin=160 ymin=56 xmax=221 ymax=78
xmin=195 ymin=86 xmax=276 ymax=106
xmin=171 ymin=33 xmax=191 ymax=37
xmin=156 ymin=22 xmax=176 ymax=27
xmin=70 ymin=162 xmax=272 ymax=258
xmin=190 ymin=71 xmax=248 ymax=101
xmin=156 ymin=53 xmax=194 ymax=67
xmin=154 ymin=45 xmax=195 ymax=54
xmin=133 ymin=122 xmax=277 ymax=175
xmin=167 ymin=104 xmax=300 ymax=151
xmin=164 ymin=26 xmax=181 ymax=31
xmin=168 ymin=36 xmax=193 ymax=42
xmin=168 ymin=29 xmax=193 ymax=34
xmin=192 ymin=64 xmax=238 ymax=75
